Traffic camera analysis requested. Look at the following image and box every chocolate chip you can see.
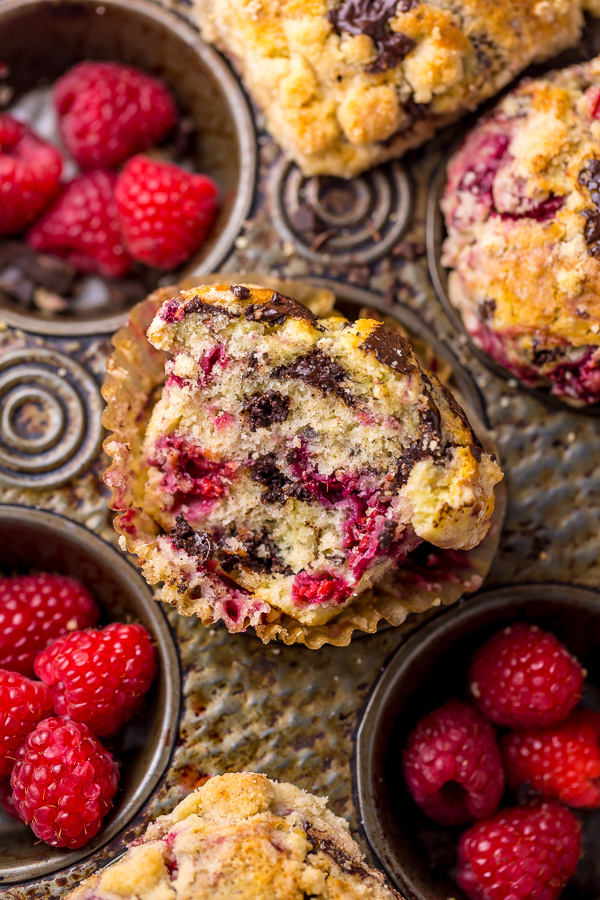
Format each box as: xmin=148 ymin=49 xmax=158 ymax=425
xmin=217 ymin=527 xmax=291 ymax=575
xmin=170 ymin=513 xmax=213 ymax=564
xmin=438 ymin=382 xmax=483 ymax=456
xmin=183 ymin=295 xmax=237 ymax=319
xmin=250 ymin=454 xmax=314 ymax=505
xmin=244 ymin=291 xmax=317 ymax=326
xmin=242 ymin=391 xmax=290 ymax=431
xmin=327 ymin=0 xmax=415 ymax=73
xmin=230 ymin=284 xmax=251 ymax=300
xmin=305 ymin=824 xmax=369 ymax=878
xmin=480 ymin=298 xmax=496 ymax=320
xmin=273 ymin=349 xmax=356 ymax=406
xmin=578 ymin=159 xmax=600 ymax=257
xmin=361 ymin=322 xmax=416 ymax=374
xmin=378 ymin=520 xmax=397 ymax=552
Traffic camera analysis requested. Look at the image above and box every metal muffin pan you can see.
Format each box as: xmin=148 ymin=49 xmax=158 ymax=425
xmin=0 ymin=505 xmax=181 ymax=886
xmin=355 ymin=584 xmax=600 ymax=900
xmin=0 ymin=0 xmax=256 ymax=337
xmin=1 ymin=1 xmax=600 ymax=897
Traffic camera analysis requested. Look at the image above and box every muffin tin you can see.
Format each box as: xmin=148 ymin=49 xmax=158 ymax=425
xmin=1 ymin=1 xmax=600 ymax=897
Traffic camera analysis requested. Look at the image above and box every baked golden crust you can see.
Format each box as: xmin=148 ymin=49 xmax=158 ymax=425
xmin=193 ymin=0 xmax=582 ymax=177
xmin=66 ymin=773 xmax=400 ymax=900
xmin=442 ymin=56 xmax=600 ymax=405
xmin=102 ymin=278 xmax=504 ymax=648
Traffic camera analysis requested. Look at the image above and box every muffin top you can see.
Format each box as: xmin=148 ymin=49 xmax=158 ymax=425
xmin=66 ymin=773 xmax=400 ymax=900
xmin=195 ymin=0 xmax=582 ymax=176
xmin=442 ymin=57 xmax=600 ymax=367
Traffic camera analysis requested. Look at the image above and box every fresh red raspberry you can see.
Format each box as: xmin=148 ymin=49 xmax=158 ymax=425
xmin=291 ymin=571 xmax=351 ymax=606
xmin=35 ymin=622 xmax=156 ymax=737
xmin=0 ymin=669 xmax=53 ymax=778
xmin=27 ymin=170 xmax=132 ymax=278
xmin=0 ymin=114 xmax=62 ymax=236
xmin=11 ymin=717 xmax=118 ymax=848
xmin=402 ymin=699 xmax=504 ymax=826
xmin=54 ymin=61 xmax=176 ymax=170
xmin=457 ymin=803 xmax=581 ymax=900
xmin=502 ymin=708 xmax=600 ymax=808
xmin=468 ymin=623 xmax=584 ymax=729
xmin=115 ymin=154 xmax=219 ymax=269
xmin=0 ymin=573 xmax=99 ymax=677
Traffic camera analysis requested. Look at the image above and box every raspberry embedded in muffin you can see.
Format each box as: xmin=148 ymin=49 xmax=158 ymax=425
xmin=442 ymin=56 xmax=600 ymax=406
xmin=111 ymin=283 xmax=502 ymax=634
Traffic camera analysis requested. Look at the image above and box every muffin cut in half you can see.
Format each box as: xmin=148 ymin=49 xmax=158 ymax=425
xmin=442 ymin=56 xmax=600 ymax=407
xmin=193 ymin=0 xmax=585 ymax=178
xmin=66 ymin=772 xmax=400 ymax=900
xmin=104 ymin=281 xmax=502 ymax=644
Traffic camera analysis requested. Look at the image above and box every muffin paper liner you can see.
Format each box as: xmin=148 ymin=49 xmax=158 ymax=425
xmin=102 ymin=276 xmax=506 ymax=650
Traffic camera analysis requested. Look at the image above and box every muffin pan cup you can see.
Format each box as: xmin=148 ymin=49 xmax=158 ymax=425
xmin=0 ymin=505 xmax=181 ymax=886
xmin=0 ymin=0 xmax=256 ymax=337
xmin=1 ymin=2 xmax=600 ymax=898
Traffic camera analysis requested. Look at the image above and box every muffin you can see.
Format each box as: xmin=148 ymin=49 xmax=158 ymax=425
xmin=442 ymin=56 xmax=600 ymax=406
xmin=103 ymin=280 xmax=503 ymax=647
xmin=193 ymin=0 xmax=583 ymax=178
xmin=66 ymin=772 xmax=400 ymax=900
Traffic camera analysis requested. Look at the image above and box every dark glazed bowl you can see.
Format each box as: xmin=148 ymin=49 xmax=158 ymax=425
xmin=0 ymin=0 xmax=256 ymax=337
xmin=355 ymin=584 xmax=600 ymax=900
xmin=0 ymin=505 xmax=181 ymax=885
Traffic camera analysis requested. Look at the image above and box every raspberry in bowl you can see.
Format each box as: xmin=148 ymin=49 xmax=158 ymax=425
xmin=433 ymin=56 xmax=600 ymax=409
xmin=0 ymin=0 xmax=255 ymax=337
xmin=356 ymin=584 xmax=600 ymax=900
xmin=0 ymin=505 xmax=179 ymax=884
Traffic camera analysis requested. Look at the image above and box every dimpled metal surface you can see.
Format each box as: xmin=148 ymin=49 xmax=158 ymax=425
xmin=1 ymin=4 xmax=600 ymax=897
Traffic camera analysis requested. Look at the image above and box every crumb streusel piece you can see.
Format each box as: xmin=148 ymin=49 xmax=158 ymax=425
xmin=194 ymin=0 xmax=584 ymax=177
xmin=105 ymin=283 xmax=501 ymax=635
xmin=442 ymin=56 xmax=600 ymax=406
xmin=66 ymin=773 xmax=400 ymax=900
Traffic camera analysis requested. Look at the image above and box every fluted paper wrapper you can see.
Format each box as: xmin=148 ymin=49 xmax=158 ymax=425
xmin=102 ymin=277 xmax=505 ymax=650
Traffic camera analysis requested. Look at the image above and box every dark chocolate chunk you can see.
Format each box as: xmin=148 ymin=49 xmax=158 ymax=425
xmin=421 ymin=374 xmax=442 ymax=437
xmin=244 ymin=291 xmax=317 ymax=326
xmin=183 ymin=294 xmax=238 ymax=319
xmin=242 ymin=390 xmax=291 ymax=431
xmin=230 ymin=284 xmax=251 ymax=300
xmin=361 ymin=322 xmax=416 ymax=374
xmin=170 ymin=513 xmax=213 ymax=564
xmin=273 ymin=349 xmax=356 ymax=406
xmin=578 ymin=159 xmax=600 ymax=257
xmin=0 ymin=240 xmax=76 ymax=303
xmin=305 ymin=824 xmax=369 ymax=878
xmin=250 ymin=454 xmax=314 ymax=505
xmin=480 ymin=298 xmax=496 ymax=320
xmin=217 ymin=527 xmax=291 ymax=575
xmin=327 ymin=0 xmax=415 ymax=73
xmin=378 ymin=520 xmax=398 ymax=552
xmin=438 ymin=382 xmax=483 ymax=456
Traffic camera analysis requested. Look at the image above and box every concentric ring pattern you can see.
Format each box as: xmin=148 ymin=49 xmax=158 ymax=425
xmin=0 ymin=348 xmax=103 ymax=489
xmin=271 ymin=158 xmax=411 ymax=264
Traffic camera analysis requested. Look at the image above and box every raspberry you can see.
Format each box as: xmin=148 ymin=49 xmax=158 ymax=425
xmin=11 ymin=717 xmax=118 ymax=848
xmin=291 ymin=571 xmax=351 ymax=606
xmin=457 ymin=803 xmax=581 ymax=900
xmin=35 ymin=622 xmax=156 ymax=737
xmin=468 ymin=623 xmax=584 ymax=729
xmin=27 ymin=170 xmax=131 ymax=278
xmin=502 ymin=708 xmax=600 ymax=808
xmin=0 ymin=573 xmax=99 ymax=677
xmin=402 ymin=699 xmax=504 ymax=825
xmin=115 ymin=155 xmax=219 ymax=269
xmin=0 ymin=114 xmax=62 ymax=236
xmin=0 ymin=669 xmax=53 ymax=778
xmin=54 ymin=61 xmax=176 ymax=170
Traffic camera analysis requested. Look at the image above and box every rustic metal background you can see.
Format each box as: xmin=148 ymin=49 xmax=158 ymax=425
xmin=2 ymin=3 xmax=600 ymax=896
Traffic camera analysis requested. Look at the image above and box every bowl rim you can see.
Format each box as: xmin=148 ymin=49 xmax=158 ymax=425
xmin=0 ymin=503 xmax=182 ymax=885
xmin=0 ymin=0 xmax=257 ymax=337
xmin=354 ymin=581 xmax=600 ymax=899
